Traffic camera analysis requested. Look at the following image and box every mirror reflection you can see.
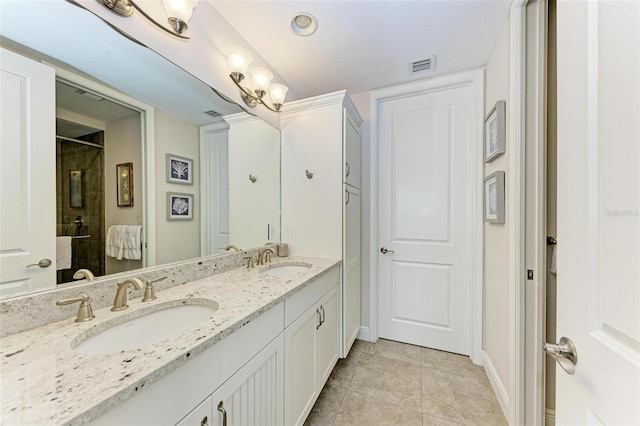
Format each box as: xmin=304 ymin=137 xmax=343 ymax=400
xmin=0 ymin=1 xmax=281 ymax=298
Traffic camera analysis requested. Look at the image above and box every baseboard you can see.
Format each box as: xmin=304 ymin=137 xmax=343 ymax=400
xmin=483 ymin=351 xmax=509 ymax=421
xmin=545 ymin=408 xmax=556 ymax=426
xmin=357 ymin=326 xmax=374 ymax=342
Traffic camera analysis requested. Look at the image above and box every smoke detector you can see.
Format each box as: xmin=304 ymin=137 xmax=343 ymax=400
xmin=290 ymin=13 xmax=318 ymax=36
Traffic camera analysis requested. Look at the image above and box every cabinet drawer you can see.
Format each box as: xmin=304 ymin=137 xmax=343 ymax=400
xmin=284 ymin=266 xmax=340 ymax=327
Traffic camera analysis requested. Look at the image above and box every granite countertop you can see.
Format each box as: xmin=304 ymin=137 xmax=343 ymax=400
xmin=0 ymin=256 xmax=340 ymax=426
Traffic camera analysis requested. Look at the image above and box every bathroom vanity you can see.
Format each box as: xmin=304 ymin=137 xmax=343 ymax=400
xmin=0 ymin=254 xmax=341 ymax=426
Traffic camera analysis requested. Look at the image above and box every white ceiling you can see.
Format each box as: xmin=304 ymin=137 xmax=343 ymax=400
xmin=209 ymin=1 xmax=511 ymax=99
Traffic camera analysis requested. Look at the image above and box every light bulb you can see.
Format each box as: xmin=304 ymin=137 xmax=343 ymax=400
xmin=227 ymin=46 xmax=253 ymax=75
xmin=269 ymin=83 xmax=288 ymax=105
xmin=163 ymin=0 xmax=198 ymax=23
xmin=250 ymin=67 xmax=273 ymax=94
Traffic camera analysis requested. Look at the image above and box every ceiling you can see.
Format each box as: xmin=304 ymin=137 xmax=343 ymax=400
xmin=209 ymin=1 xmax=512 ymax=99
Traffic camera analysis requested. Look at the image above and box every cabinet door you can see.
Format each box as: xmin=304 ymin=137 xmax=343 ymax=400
xmin=176 ymin=397 xmax=212 ymax=426
xmin=343 ymin=109 xmax=361 ymax=188
xmin=211 ymin=334 xmax=284 ymax=426
xmin=316 ymin=284 xmax=340 ymax=387
xmin=343 ymin=186 xmax=361 ymax=356
xmin=284 ymin=304 xmax=319 ymax=426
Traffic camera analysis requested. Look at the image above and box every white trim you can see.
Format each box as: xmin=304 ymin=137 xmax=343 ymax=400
xmin=368 ymin=68 xmax=485 ymax=363
xmin=282 ymin=90 xmax=363 ymax=125
xmin=199 ymin=121 xmax=230 ymax=256
xmin=483 ymin=350 xmax=510 ymax=421
xmin=356 ymin=326 xmax=374 ymax=343
xmin=52 ymin=66 xmax=156 ymax=268
xmin=509 ymin=1 xmax=528 ymax=426
xmin=523 ymin=1 xmax=549 ymax=425
xmin=545 ymin=409 xmax=556 ymax=426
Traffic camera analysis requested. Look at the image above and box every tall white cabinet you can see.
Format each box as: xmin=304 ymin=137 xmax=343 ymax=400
xmin=281 ymin=90 xmax=362 ymax=357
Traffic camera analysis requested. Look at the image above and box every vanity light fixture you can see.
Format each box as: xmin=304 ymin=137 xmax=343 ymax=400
xmin=227 ymin=46 xmax=288 ymax=112
xmin=97 ymin=0 xmax=198 ymax=39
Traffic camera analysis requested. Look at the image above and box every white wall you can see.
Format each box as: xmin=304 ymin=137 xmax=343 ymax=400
xmin=154 ymin=109 xmax=201 ymax=265
xmin=483 ymin=17 xmax=511 ymax=403
xmin=104 ymin=113 xmax=143 ymax=274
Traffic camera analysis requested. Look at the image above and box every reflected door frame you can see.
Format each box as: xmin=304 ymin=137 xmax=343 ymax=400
xmin=200 ymin=121 xmax=230 ymax=255
xmin=367 ymin=69 xmax=485 ymax=364
xmin=54 ymin=66 xmax=156 ymax=268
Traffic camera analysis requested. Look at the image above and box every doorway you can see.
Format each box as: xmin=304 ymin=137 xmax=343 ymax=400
xmin=54 ymin=77 xmax=145 ymax=282
xmin=370 ymin=70 xmax=485 ymax=363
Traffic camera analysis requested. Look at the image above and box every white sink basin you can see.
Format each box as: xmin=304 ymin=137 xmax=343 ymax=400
xmin=73 ymin=302 xmax=218 ymax=354
xmin=262 ymin=263 xmax=311 ymax=277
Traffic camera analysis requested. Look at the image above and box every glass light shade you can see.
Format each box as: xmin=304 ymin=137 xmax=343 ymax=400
xmin=163 ymin=0 xmax=198 ymax=23
xmin=269 ymin=83 xmax=288 ymax=105
xmin=250 ymin=67 xmax=273 ymax=92
xmin=227 ymin=47 xmax=253 ymax=75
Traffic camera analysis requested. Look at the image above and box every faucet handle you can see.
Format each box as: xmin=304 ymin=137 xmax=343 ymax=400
xmin=56 ymin=294 xmax=95 ymax=322
xmin=243 ymin=256 xmax=254 ymax=269
xmin=142 ymin=276 xmax=166 ymax=302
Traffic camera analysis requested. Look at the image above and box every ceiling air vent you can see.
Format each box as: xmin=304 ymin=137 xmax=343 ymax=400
xmin=203 ymin=109 xmax=221 ymax=118
xmin=409 ymin=55 xmax=436 ymax=75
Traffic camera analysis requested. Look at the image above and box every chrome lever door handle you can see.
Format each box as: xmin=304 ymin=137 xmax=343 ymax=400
xmin=26 ymin=259 xmax=52 ymax=268
xmin=380 ymin=247 xmax=395 ymax=254
xmin=543 ymin=336 xmax=577 ymax=375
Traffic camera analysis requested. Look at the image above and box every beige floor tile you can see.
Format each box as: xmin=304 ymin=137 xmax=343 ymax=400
xmin=333 ymin=390 xmax=422 ymax=426
xmin=349 ymin=352 xmax=423 ymax=411
xmin=423 ymin=413 xmax=464 ymax=426
xmin=422 ymin=367 xmax=506 ymax=426
xmin=353 ymin=338 xmax=423 ymax=366
xmin=421 ymin=348 xmax=487 ymax=380
xmin=304 ymin=380 xmax=348 ymax=426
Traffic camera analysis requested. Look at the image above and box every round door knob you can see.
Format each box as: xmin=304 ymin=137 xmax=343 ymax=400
xmin=380 ymin=247 xmax=395 ymax=254
xmin=26 ymin=259 xmax=52 ymax=268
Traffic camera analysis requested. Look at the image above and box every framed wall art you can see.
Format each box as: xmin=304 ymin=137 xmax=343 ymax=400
xmin=484 ymin=171 xmax=505 ymax=223
xmin=484 ymin=100 xmax=506 ymax=163
xmin=116 ymin=163 xmax=134 ymax=207
xmin=167 ymin=192 xmax=193 ymax=221
xmin=166 ymin=154 xmax=193 ymax=185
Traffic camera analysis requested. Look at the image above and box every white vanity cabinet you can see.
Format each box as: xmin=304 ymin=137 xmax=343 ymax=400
xmin=181 ymin=334 xmax=284 ymax=426
xmin=284 ymin=268 xmax=340 ymax=426
xmin=90 ymin=304 xmax=285 ymax=426
xmin=281 ymin=90 xmax=363 ymax=358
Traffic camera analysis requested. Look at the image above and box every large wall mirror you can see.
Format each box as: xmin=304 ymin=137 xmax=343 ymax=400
xmin=0 ymin=1 xmax=280 ymax=299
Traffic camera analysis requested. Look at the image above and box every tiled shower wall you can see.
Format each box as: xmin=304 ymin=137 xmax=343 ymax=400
xmin=56 ymin=132 xmax=105 ymax=283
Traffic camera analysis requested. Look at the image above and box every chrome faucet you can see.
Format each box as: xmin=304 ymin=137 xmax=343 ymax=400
xmin=73 ymin=268 xmax=95 ymax=281
xmin=225 ymin=245 xmax=240 ymax=252
xmin=111 ymin=278 xmax=144 ymax=311
xmin=257 ymin=248 xmax=276 ymax=265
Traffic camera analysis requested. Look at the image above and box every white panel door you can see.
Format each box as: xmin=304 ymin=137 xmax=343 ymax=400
xmin=555 ymin=1 xmax=640 ymax=424
xmin=378 ymin=85 xmax=472 ymax=355
xmin=0 ymin=47 xmax=56 ymax=297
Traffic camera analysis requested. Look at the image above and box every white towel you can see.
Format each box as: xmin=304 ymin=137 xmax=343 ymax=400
xmin=56 ymin=236 xmax=72 ymax=270
xmin=550 ymin=245 xmax=557 ymax=274
xmin=106 ymin=225 xmax=142 ymax=260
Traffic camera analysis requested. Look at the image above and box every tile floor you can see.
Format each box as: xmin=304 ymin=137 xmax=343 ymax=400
xmin=304 ymin=339 xmax=507 ymax=426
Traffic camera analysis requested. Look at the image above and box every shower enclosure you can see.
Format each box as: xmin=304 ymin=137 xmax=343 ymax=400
xmin=55 ymin=124 xmax=105 ymax=284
